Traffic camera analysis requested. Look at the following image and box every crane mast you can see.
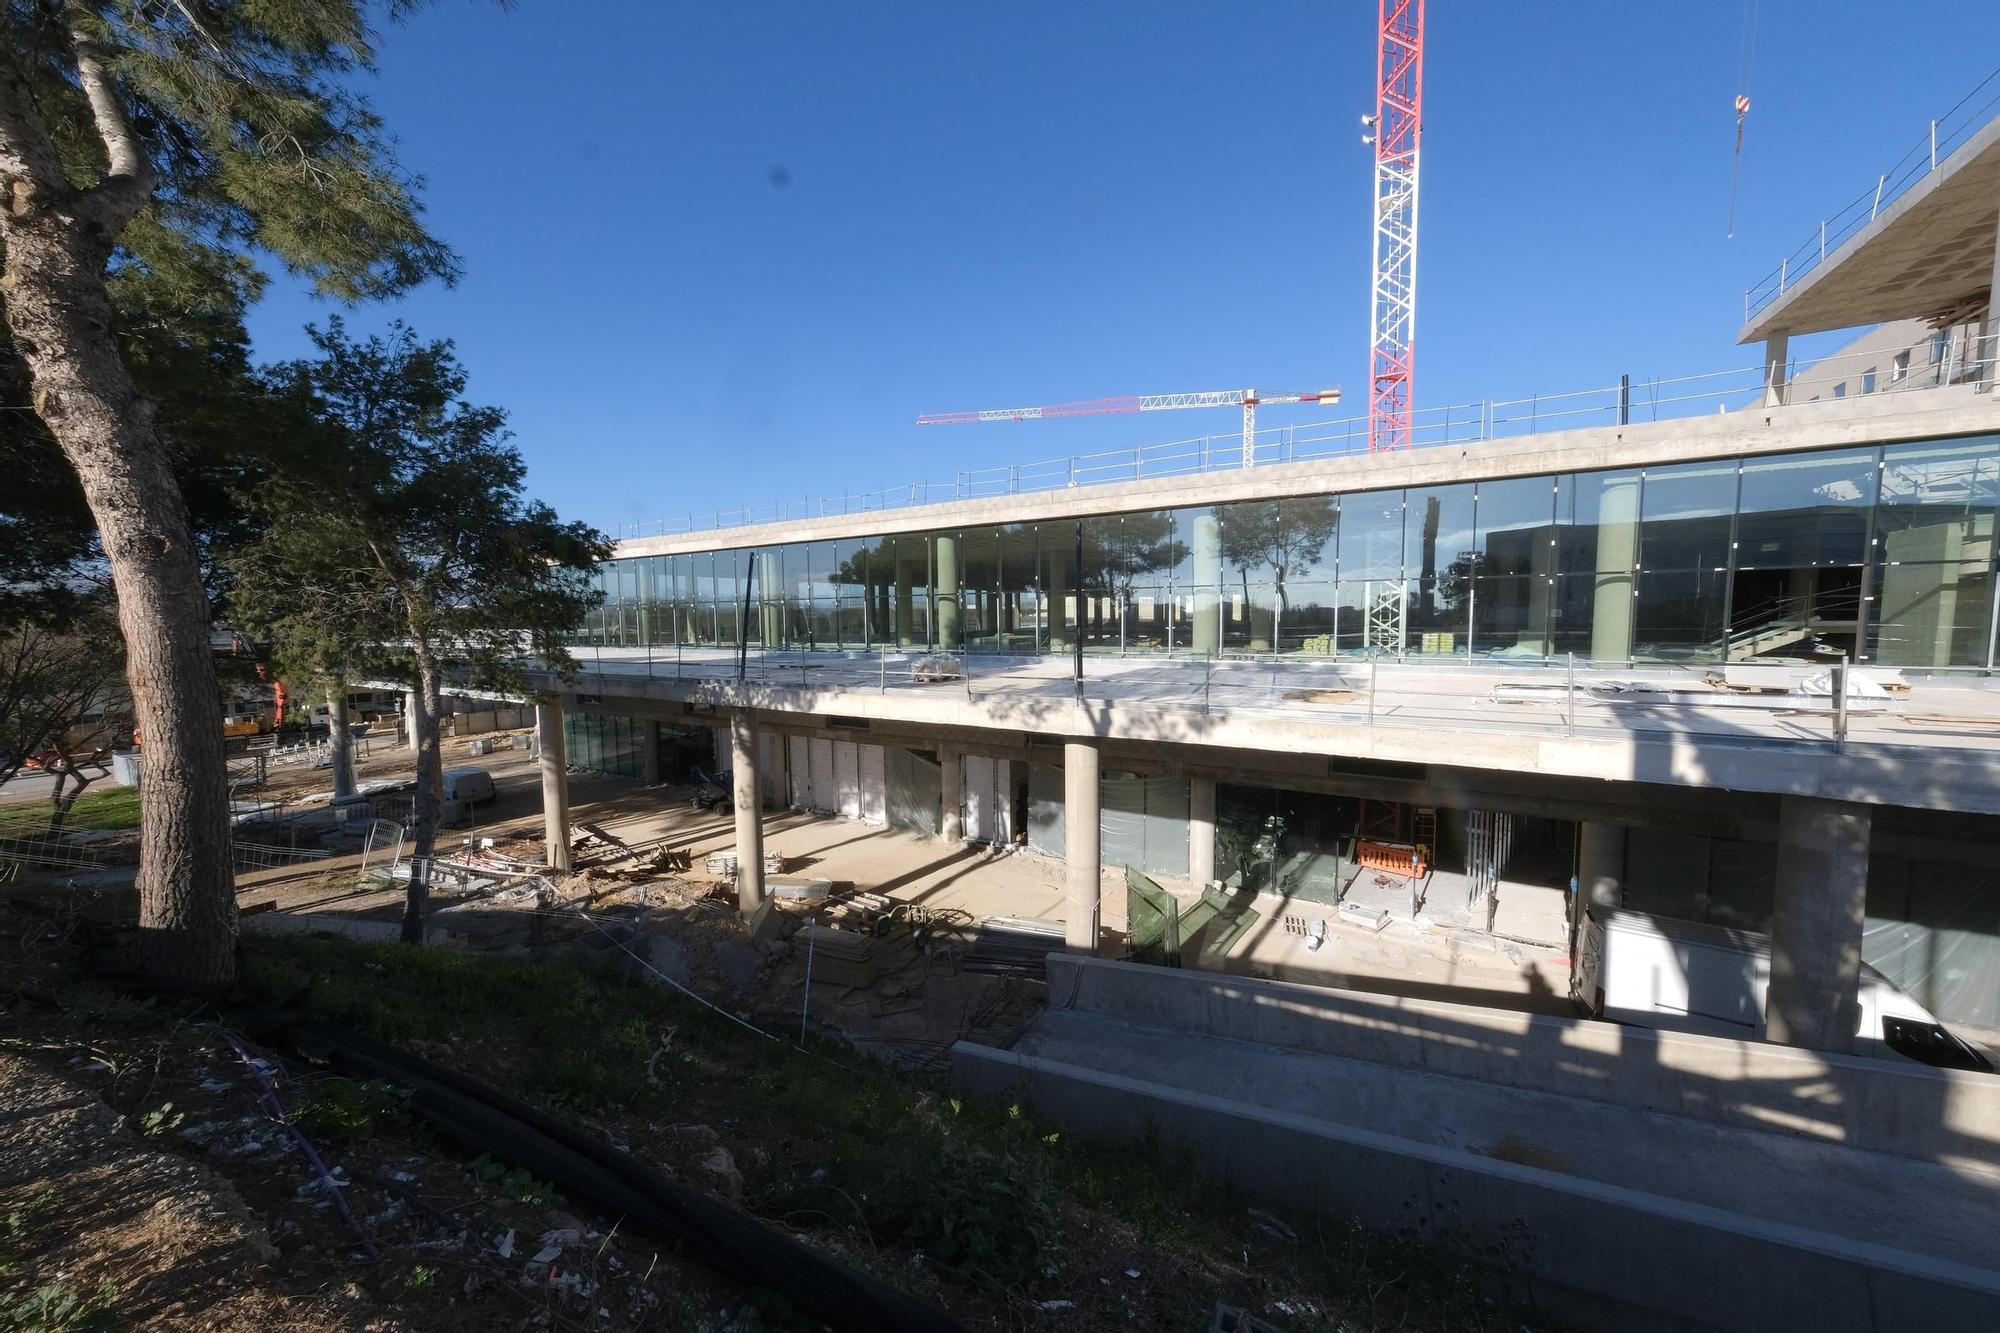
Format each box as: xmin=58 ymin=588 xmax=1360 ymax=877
xmin=1366 ymin=0 xmax=1424 ymax=452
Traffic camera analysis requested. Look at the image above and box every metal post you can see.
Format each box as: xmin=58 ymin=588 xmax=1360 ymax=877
xmin=1833 ymin=655 xmax=1850 ymax=750
xmin=1072 ymin=523 xmax=1085 ymax=701
xmin=1872 ymin=174 xmax=1885 ymax=218
xmin=1566 ymin=652 xmax=1576 ymax=735
xmin=1930 ymin=119 xmax=1937 ymax=170
xmin=1369 ymin=657 xmax=1378 ymax=724
xmin=799 ymin=918 xmax=816 ymax=1042
xmin=1617 ymin=374 xmax=1630 ymax=426
xmin=879 ymin=651 xmax=886 ymax=693
xmin=1819 ymin=220 xmax=1826 ymax=263
xmin=1778 ymin=256 xmax=1787 ymax=294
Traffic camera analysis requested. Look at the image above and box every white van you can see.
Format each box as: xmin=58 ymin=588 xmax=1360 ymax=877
xmin=440 ymin=768 xmax=496 ymax=806
xmin=1573 ymin=906 xmax=1993 ymax=1073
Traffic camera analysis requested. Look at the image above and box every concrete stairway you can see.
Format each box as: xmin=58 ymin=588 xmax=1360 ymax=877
xmin=953 ymin=957 xmax=2000 ymax=1333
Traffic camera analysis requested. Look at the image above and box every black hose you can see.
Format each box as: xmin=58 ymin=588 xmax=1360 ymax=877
xmin=275 ymin=1018 xmax=964 ymax=1333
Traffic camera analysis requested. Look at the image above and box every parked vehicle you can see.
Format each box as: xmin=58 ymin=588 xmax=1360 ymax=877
xmin=440 ymin=768 xmax=496 ymax=806
xmin=1573 ymin=906 xmax=1994 ymax=1073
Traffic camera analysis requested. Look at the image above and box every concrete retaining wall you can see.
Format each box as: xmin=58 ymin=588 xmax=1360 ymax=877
xmin=1044 ymin=955 xmax=2000 ymax=1170
xmin=242 ymin=912 xmax=453 ymax=948
xmin=952 ymin=1042 xmax=2000 ymax=1333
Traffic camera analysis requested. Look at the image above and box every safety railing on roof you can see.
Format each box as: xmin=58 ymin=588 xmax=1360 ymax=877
xmin=612 ymin=330 xmax=1995 ymax=542
xmin=1743 ymin=66 xmax=2000 ymax=321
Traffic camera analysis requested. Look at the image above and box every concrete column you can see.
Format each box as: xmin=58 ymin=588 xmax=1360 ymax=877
xmin=1761 ymin=332 xmax=1790 ymax=408
xmin=1590 ymin=474 xmax=1639 ymax=662
xmin=1767 ymin=796 xmax=1872 ymax=1053
xmin=1192 ymin=513 xmax=1221 ymax=656
xmin=935 ymin=534 xmax=960 ymax=650
xmin=536 ymin=699 xmax=572 ymax=873
xmin=939 ymin=746 xmax=964 ymax=842
xmin=641 ymin=719 xmax=661 ymax=786
xmin=729 ymin=710 xmax=765 ymax=914
xmin=403 ymin=689 xmax=419 ymax=750
xmin=1063 ymin=740 xmax=1102 ymax=952
xmin=1188 ymin=777 xmax=1217 ymax=888
xmin=1981 ymin=214 xmax=2000 ymax=391
xmin=895 ymin=551 xmax=916 ymax=648
xmin=1577 ymin=822 xmax=1625 ymax=909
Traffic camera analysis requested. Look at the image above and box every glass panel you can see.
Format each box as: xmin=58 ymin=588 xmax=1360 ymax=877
xmin=1634 ymin=568 xmax=1728 ymax=661
xmin=1876 ymin=436 xmax=1999 ymax=568
xmin=1473 ymin=575 xmax=1549 ymax=658
xmin=1338 ymin=489 xmax=1403 ymax=580
xmin=1475 ymin=475 xmax=1557 ymax=575
xmin=1735 ymin=448 xmax=1877 ymax=569
xmin=1638 ymin=460 xmax=1736 ymax=572
xmin=1869 ymin=560 xmax=1995 ymax=668
xmin=1405 ymin=484 xmax=1474 ymax=656
xmin=1277 ymin=582 xmax=1338 ymax=654
xmin=996 ymin=523 xmax=1040 ymax=654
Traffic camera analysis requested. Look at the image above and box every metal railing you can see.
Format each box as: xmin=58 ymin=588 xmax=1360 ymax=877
xmin=548 ymin=643 xmax=1996 ymax=757
xmin=1744 ymin=66 xmax=2000 ymax=320
xmin=611 ymin=333 xmax=1996 ymax=544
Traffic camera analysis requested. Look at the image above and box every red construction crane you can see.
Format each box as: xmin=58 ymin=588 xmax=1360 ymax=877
xmin=915 ymin=387 xmax=1341 ymax=467
xmin=1363 ymin=0 xmax=1424 ymax=452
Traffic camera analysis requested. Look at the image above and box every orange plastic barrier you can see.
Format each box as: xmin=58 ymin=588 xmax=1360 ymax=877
xmin=1356 ymin=839 xmax=1427 ymax=877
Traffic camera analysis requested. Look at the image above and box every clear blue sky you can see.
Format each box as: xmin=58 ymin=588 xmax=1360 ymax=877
xmin=242 ymin=1 xmax=1998 ymax=536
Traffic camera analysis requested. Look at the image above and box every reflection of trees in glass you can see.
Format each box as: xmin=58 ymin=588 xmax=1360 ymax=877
xmin=1221 ymin=497 xmax=1339 ymax=615
xmin=1436 ymin=551 xmax=1484 ymax=615
xmin=1081 ymin=514 xmax=1187 ymax=599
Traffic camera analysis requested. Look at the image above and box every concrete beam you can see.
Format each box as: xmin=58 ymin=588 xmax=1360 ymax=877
xmin=612 ymin=392 xmax=2000 ymax=563
xmin=536 ymin=699 xmax=572 ymax=874
xmin=730 ymin=709 xmax=765 ymax=913
xmin=1766 ymin=796 xmax=1872 ymax=1053
xmin=1064 ymin=739 xmax=1101 ymax=953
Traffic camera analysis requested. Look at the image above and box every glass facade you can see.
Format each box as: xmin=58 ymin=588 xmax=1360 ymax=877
xmin=575 ymin=434 xmax=2000 ymax=670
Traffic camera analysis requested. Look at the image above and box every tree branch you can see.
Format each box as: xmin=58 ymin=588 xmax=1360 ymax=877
xmin=0 ymin=50 xmax=69 ymax=213
xmin=68 ymin=8 xmax=155 ymax=226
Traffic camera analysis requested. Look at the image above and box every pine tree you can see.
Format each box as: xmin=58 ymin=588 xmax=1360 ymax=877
xmin=0 ymin=3 xmax=459 ymax=988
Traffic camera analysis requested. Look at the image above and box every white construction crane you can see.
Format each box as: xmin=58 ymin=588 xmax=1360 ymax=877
xmin=915 ymin=387 xmax=1341 ymax=466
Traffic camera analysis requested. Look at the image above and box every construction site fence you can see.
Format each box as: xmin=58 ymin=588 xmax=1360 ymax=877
xmin=611 ymin=330 xmax=2000 ymax=542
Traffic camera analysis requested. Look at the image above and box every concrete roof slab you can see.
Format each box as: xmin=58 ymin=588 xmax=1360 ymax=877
xmin=1739 ymin=118 xmax=2000 ymax=342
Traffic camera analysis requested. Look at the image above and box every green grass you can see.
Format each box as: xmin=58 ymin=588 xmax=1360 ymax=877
xmin=0 ymin=786 xmax=140 ymax=833
xmin=242 ymin=935 xmax=1541 ymax=1330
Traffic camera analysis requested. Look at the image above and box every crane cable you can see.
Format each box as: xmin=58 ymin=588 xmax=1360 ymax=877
xmin=1727 ymin=0 xmax=1759 ymax=238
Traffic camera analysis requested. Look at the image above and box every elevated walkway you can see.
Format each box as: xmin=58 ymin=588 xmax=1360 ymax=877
xmin=953 ymin=956 xmax=2000 ymax=1332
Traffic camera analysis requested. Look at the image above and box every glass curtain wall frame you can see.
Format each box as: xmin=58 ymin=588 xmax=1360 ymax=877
xmin=591 ymin=435 xmax=1999 ymax=673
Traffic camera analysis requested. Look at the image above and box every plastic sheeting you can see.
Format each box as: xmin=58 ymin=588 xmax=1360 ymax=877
xmin=1025 ymin=766 xmax=1187 ymax=878
xmin=885 ymin=747 xmax=940 ymax=835
xmin=1101 ymin=773 xmax=1189 ymax=879
xmin=961 ymin=754 xmax=1013 ymax=845
xmin=1866 ymin=859 xmax=2000 ymax=1033
xmin=1027 ymin=764 xmax=1064 ymax=857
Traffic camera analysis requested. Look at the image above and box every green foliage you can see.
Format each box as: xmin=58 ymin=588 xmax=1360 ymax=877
xmin=0 ymin=2 xmax=462 ymax=607
xmin=134 ymin=1102 xmax=183 ymax=1138
xmin=867 ymin=1145 xmax=1058 ymax=1287
xmin=227 ymin=319 xmax=609 ymax=702
xmin=291 ymin=1079 xmax=409 ymax=1144
xmin=401 ymin=1264 xmax=436 ymax=1290
xmin=0 ymin=1282 xmax=118 ymax=1333
xmin=1 ymin=1192 xmax=116 ymax=1333
xmin=468 ymin=1156 xmax=555 ymax=1207
xmin=0 ymin=788 xmax=141 ymax=834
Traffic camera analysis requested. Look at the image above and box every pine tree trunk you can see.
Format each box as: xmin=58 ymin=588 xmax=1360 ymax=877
xmin=326 ymin=679 xmax=356 ymax=800
xmin=0 ymin=214 xmax=236 ymax=990
xmin=401 ymin=649 xmax=443 ymax=944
